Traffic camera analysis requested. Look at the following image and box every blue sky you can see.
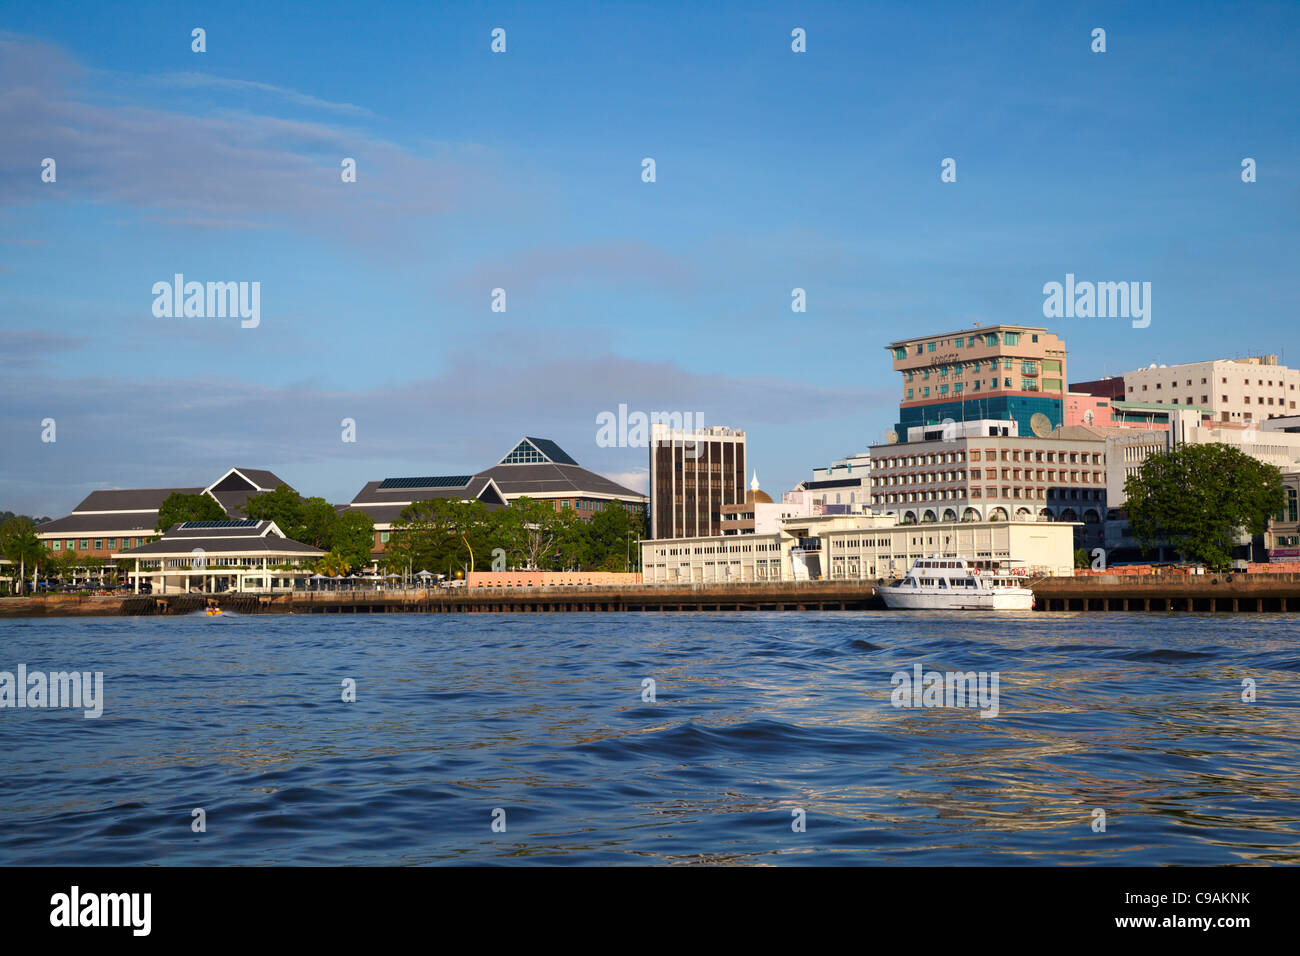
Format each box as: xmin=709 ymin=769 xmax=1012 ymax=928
xmin=3 ymin=1 xmax=1298 ymax=515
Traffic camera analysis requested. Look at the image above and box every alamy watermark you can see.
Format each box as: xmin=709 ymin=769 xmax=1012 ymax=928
xmin=890 ymin=663 xmax=999 ymax=718
xmin=1 ymin=665 xmax=103 ymax=718
xmin=152 ymin=274 xmax=260 ymax=328
xmin=1042 ymin=273 xmax=1150 ymax=329
xmin=596 ymin=404 xmax=705 ymax=456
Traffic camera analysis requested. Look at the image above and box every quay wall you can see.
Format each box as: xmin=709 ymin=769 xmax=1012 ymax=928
xmin=1 ymin=574 xmax=1298 ymax=617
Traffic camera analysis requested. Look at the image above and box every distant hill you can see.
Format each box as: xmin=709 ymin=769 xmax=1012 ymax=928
xmin=0 ymin=511 xmax=52 ymax=525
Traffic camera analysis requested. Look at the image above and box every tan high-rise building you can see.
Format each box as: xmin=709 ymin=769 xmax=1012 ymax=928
xmin=649 ymin=424 xmax=746 ymax=539
xmin=1122 ymin=356 xmax=1300 ymax=424
xmin=886 ymin=324 xmax=1069 ymax=437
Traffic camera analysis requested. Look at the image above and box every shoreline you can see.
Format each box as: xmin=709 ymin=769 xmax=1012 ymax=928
xmin=2 ymin=572 xmax=1299 ymax=617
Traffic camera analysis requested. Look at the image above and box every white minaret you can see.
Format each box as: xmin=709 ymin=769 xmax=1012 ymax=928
xmin=750 ymin=471 xmax=759 ymax=493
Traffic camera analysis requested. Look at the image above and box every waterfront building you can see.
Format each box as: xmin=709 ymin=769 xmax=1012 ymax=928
xmin=473 ymin=437 xmax=648 ymax=519
xmin=1064 ymin=391 xmax=1117 ymax=428
xmin=641 ymin=511 xmax=1076 ymax=584
xmin=793 ymin=451 xmax=872 ymax=511
xmin=649 ymin=423 xmax=746 ymax=539
xmin=341 ymin=475 xmax=508 ymax=559
xmin=720 ymin=472 xmax=832 ymax=536
xmin=112 ymin=519 xmax=324 ymax=594
xmin=35 ymin=466 xmax=292 ymax=566
xmin=1121 ymin=355 xmax=1300 ymax=424
xmin=1103 ymin=416 xmax=1300 ymax=559
xmin=1266 ymin=471 xmax=1300 ymax=563
xmin=1264 ymin=415 xmax=1300 ymax=434
xmin=867 ymin=419 xmax=1109 ymax=547
xmin=202 ymin=467 xmax=291 ymax=517
xmin=886 ymin=324 xmax=1069 ymax=437
xmin=36 ymin=486 xmax=200 ymax=563
xmin=1070 ymin=376 xmax=1126 ymax=401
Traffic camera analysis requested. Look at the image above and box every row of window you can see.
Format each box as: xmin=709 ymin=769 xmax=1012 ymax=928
xmin=877 ymin=487 xmax=1104 ymax=503
xmin=652 ymin=541 xmax=781 ymax=556
xmin=878 ymin=449 xmax=1102 ymax=467
xmin=908 ymin=379 xmax=1043 ymax=399
xmin=894 ymin=332 xmax=1040 ymax=359
xmin=1133 ymin=377 xmax=1296 ymax=390
xmin=876 ymin=468 xmax=1103 ymax=486
xmin=905 ymin=358 xmax=1060 ymax=381
xmin=49 ymin=537 xmax=155 ymax=552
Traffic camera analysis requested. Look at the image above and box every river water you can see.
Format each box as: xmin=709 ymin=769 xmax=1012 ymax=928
xmin=1 ymin=611 xmax=1297 ymax=865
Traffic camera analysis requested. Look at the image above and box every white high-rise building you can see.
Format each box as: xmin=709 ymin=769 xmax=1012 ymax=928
xmin=1122 ymin=356 xmax=1300 ymax=424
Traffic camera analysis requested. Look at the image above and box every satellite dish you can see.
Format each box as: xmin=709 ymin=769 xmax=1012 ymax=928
xmin=884 ymin=429 xmax=899 ymax=444
xmin=1029 ymin=412 xmax=1052 ymax=438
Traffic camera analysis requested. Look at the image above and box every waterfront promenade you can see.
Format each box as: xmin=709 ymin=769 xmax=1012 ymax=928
xmin=2 ymin=572 xmax=1299 ymax=616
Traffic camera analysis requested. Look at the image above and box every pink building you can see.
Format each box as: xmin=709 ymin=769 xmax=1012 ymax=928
xmin=1064 ymin=391 xmax=1116 ymax=428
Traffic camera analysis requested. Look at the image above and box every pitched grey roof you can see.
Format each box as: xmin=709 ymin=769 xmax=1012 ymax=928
xmin=36 ymin=513 xmax=164 ymax=535
xmin=36 ymin=486 xmax=206 ymax=536
xmin=344 ymin=477 xmax=506 ymax=526
xmin=113 ymin=519 xmax=323 ymax=557
xmin=350 ymin=477 xmax=475 ymax=503
xmin=473 ymin=462 xmax=645 ymax=500
xmin=231 ymin=468 xmax=286 ymax=489
xmin=522 ymin=437 xmax=579 ymax=465
xmin=69 ymin=487 xmax=205 ymax=513
xmin=210 ymin=489 xmax=257 ymax=517
xmin=116 ymin=536 xmax=324 ymax=557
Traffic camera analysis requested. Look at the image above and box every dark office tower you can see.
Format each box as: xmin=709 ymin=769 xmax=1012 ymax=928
xmin=649 ymin=424 xmax=746 ymax=539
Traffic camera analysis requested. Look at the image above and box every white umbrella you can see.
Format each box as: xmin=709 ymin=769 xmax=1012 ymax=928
xmin=415 ymin=570 xmax=432 ymax=578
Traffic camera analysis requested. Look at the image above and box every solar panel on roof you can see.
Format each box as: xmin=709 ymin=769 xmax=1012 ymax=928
xmin=378 ymin=476 xmax=473 ymax=490
xmin=179 ymin=519 xmax=260 ymax=529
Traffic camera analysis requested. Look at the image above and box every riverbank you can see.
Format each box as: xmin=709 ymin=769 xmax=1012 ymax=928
xmin=2 ymin=572 xmax=1300 ymax=617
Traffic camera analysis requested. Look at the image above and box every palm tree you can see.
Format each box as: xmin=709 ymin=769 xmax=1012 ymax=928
xmin=0 ymin=519 xmax=46 ymax=595
xmin=315 ymin=549 xmax=351 ymax=578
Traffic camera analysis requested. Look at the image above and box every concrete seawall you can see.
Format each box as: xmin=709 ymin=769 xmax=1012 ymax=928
xmin=2 ymin=574 xmax=1299 ymax=617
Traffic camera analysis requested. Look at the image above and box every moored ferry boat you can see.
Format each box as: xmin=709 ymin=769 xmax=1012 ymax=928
xmin=880 ymin=554 xmax=1035 ymax=610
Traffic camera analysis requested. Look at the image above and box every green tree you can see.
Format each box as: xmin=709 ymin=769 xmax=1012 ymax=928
xmin=584 ymin=503 xmax=642 ymax=571
xmin=1125 ymin=442 xmax=1285 ymax=568
xmin=1074 ymin=548 xmax=1091 ymax=569
xmin=315 ymin=549 xmax=351 ymax=577
xmin=392 ymin=498 xmax=500 ymax=574
xmin=243 ymin=484 xmax=306 ymax=536
xmin=497 ymin=497 xmax=569 ymax=570
xmin=0 ymin=518 xmax=47 ymax=594
xmin=298 ymin=497 xmax=340 ymax=548
xmin=156 ymin=492 xmax=225 ymax=532
xmin=330 ymin=510 xmax=376 ymax=569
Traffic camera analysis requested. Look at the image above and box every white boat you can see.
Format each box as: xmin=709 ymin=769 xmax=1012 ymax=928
xmin=879 ymin=554 xmax=1035 ymax=610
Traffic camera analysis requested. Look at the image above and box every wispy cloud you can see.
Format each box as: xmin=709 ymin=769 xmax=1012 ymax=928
xmin=0 ymin=34 xmax=507 ymax=256
xmin=0 ymin=329 xmax=88 ymax=369
xmin=0 ymin=353 xmax=891 ymax=514
xmin=147 ymin=71 xmax=375 ymax=117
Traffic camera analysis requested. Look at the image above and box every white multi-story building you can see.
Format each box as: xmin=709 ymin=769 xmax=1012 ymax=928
xmin=867 ymin=419 xmax=1110 ymax=546
xmin=1122 ymin=355 xmax=1300 ymax=424
xmin=641 ymin=511 xmax=1077 ymax=583
xmin=1103 ymin=415 xmax=1300 ymax=559
xmin=792 ymin=451 xmax=873 ymax=513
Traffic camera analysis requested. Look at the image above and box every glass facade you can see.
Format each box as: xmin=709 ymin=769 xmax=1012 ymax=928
xmin=501 ymin=441 xmax=548 ymax=464
xmin=894 ymin=396 xmax=1064 ymax=435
